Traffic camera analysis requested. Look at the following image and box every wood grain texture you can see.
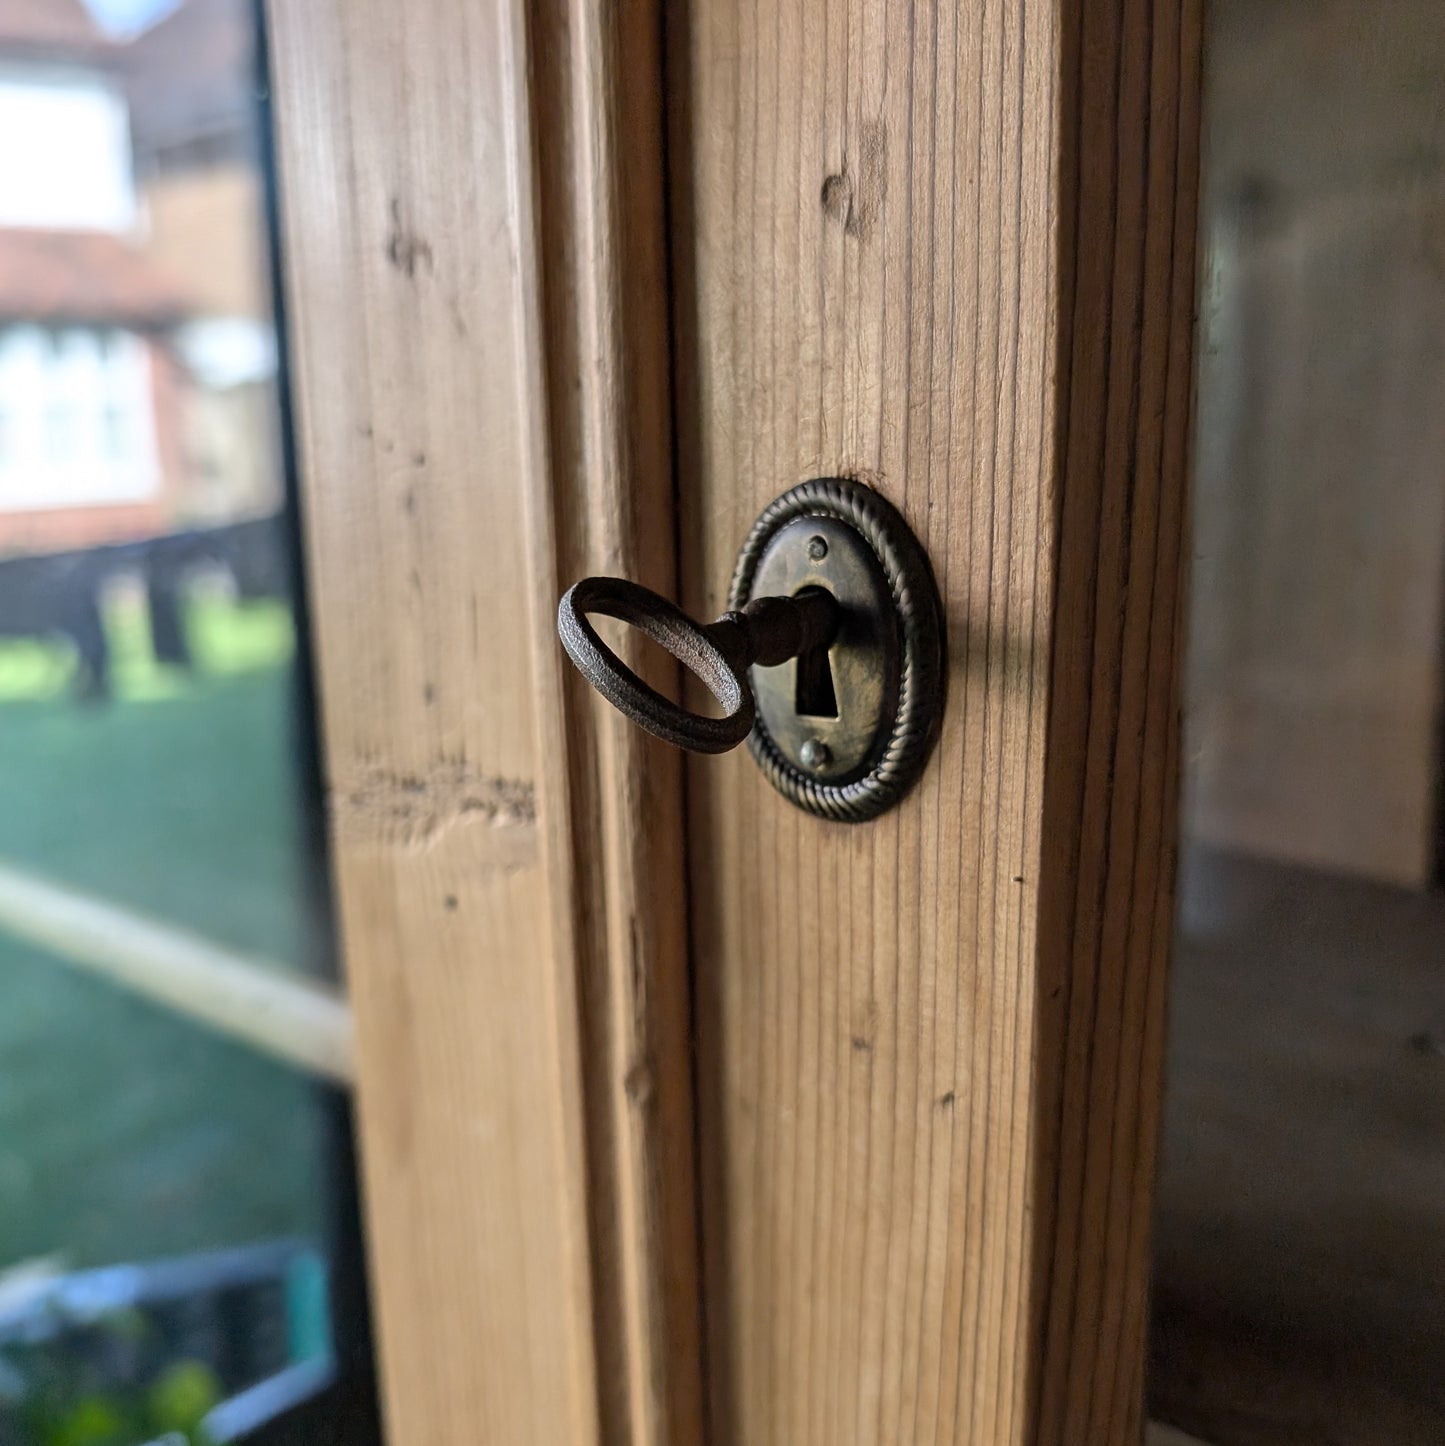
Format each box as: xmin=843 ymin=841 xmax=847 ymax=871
xmin=670 ymin=0 xmax=1201 ymax=1441
xmin=267 ymin=1 xmax=699 ymax=1441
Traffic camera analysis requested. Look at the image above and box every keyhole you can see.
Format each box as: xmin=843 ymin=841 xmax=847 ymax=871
xmin=794 ymin=609 xmax=840 ymax=719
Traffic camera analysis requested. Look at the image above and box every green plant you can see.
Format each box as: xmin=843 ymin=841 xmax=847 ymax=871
xmin=5 ymin=1328 xmax=222 ymax=1446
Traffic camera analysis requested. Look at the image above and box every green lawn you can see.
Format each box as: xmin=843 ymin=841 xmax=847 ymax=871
xmin=0 ymin=597 xmax=329 ymax=1271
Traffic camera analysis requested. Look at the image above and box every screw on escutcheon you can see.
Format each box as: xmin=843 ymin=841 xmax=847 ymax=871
xmin=799 ymin=737 xmax=831 ymax=771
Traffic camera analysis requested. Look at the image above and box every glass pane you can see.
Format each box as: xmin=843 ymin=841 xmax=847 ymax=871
xmin=1153 ymin=1 xmax=1445 ymax=1440
xmin=0 ymin=2 xmax=380 ymax=1443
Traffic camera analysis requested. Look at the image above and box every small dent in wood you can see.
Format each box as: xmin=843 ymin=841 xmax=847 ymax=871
xmin=386 ymin=196 xmax=434 ymax=279
xmin=820 ymin=171 xmax=856 ymax=233
xmin=333 ymin=763 xmax=537 ymax=853
xmin=833 ymin=464 xmax=887 ymax=490
xmin=624 ymin=1058 xmax=655 ymax=1108
xmin=851 ymin=997 xmax=879 ymax=1054
xmin=821 ymin=119 xmax=887 ymax=240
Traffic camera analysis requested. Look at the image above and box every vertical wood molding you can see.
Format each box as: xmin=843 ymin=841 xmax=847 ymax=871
xmin=671 ymin=0 xmax=1201 ymax=1441
xmin=529 ymin=0 xmax=707 ymax=1441
xmin=267 ymin=1 xmax=699 ymax=1442
xmin=1034 ymin=0 xmax=1202 ymax=1440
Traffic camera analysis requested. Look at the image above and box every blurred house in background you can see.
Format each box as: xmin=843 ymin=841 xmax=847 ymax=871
xmin=0 ymin=0 xmax=280 ymax=559
xmin=0 ymin=6 xmax=343 ymax=1435
xmin=124 ymin=0 xmax=281 ymax=526
xmin=0 ymin=0 xmax=190 ymax=554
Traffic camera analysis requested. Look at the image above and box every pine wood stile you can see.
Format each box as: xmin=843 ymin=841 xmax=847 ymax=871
xmin=671 ymin=0 xmax=1201 ymax=1442
xmin=267 ymin=1 xmax=701 ymax=1443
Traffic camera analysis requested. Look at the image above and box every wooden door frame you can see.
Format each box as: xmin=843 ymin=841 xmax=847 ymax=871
xmin=265 ymin=2 xmax=702 ymax=1442
xmin=266 ymin=0 xmax=1201 ymax=1442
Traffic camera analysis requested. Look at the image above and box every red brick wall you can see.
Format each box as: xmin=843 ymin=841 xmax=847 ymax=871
xmin=0 ymin=499 xmax=167 ymax=555
xmin=148 ymin=334 xmax=186 ymax=524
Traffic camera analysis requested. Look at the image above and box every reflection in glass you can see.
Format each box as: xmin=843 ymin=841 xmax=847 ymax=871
xmin=0 ymin=1 xmax=377 ymax=1442
xmin=1153 ymin=1 xmax=1445 ymax=1441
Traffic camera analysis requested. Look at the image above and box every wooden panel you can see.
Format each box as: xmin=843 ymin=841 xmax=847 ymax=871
xmin=671 ymin=0 xmax=1200 ymax=1441
xmin=267 ymin=2 xmax=700 ymax=1443
xmin=1184 ymin=0 xmax=1445 ymax=888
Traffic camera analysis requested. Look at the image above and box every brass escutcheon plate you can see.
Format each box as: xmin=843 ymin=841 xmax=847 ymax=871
xmin=728 ymin=478 xmax=945 ymax=822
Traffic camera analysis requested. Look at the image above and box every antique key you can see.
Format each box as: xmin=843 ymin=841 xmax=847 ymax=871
xmin=557 ymin=478 xmax=945 ymax=822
